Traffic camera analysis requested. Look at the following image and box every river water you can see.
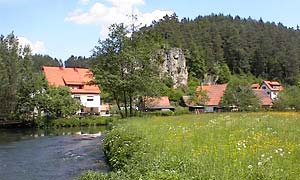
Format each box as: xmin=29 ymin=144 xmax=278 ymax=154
xmin=0 ymin=127 xmax=110 ymax=180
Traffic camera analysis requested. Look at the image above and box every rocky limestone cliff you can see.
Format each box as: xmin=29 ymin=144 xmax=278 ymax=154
xmin=159 ymin=48 xmax=188 ymax=88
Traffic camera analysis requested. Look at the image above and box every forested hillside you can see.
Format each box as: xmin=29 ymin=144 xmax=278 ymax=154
xmin=143 ymin=13 xmax=300 ymax=85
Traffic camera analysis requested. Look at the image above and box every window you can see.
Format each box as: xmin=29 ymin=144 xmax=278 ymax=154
xmin=74 ymin=95 xmax=80 ymax=100
xmin=87 ymin=96 xmax=94 ymax=101
xmin=262 ymin=86 xmax=266 ymax=89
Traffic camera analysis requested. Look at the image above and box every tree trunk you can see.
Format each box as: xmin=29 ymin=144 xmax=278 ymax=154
xmin=114 ymin=92 xmax=124 ymax=118
xmin=129 ymin=94 xmax=133 ymax=117
xmin=123 ymin=90 xmax=128 ymax=117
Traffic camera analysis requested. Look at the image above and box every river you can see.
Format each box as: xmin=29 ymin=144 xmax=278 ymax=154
xmin=0 ymin=127 xmax=110 ymax=180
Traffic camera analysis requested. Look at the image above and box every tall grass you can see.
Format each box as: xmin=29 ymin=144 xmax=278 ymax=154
xmin=79 ymin=112 xmax=300 ymax=179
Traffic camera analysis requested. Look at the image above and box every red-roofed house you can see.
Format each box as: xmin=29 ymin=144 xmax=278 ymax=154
xmin=42 ymin=66 xmax=101 ymax=114
xmin=260 ymin=80 xmax=283 ymax=100
xmin=141 ymin=96 xmax=175 ymax=111
xmin=196 ymin=84 xmax=227 ymax=112
xmin=253 ymin=89 xmax=273 ymax=107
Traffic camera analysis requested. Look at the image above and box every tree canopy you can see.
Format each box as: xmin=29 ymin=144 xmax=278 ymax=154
xmin=145 ymin=13 xmax=300 ymax=85
xmin=93 ymin=23 xmax=162 ymax=117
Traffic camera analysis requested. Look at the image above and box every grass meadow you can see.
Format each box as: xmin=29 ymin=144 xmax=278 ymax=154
xmin=79 ymin=112 xmax=300 ymax=180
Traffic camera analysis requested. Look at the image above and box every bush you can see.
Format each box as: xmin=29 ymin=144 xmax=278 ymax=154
xmin=36 ymin=116 xmax=116 ymax=128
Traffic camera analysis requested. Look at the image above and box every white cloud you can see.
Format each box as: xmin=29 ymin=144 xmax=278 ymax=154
xmin=65 ymin=0 xmax=173 ymax=38
xmin=18 ymin=37 xmax=46 ymax=54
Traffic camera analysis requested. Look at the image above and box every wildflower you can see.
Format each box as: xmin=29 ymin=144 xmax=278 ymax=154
xmin=248 ymin=165 xmax=253 ymax=169
xmin=261 ymin=154 xmax=265 ymax=158
xmin=258 ymin=162 xmax=263 ymax=166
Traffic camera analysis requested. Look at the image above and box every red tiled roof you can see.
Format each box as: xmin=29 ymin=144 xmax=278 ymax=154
xmin=251 ymin=83 xmax=260 ymax=89
xmin=144 ymin=96 xmax=174 ymax=109
xmin=196 ymin=84 xmax=227 ymax=106
xmin=253 ymin=89 xmax=273 ymax=106
xmin=262 ymin=80 xmax=283 ymax=91
xmin=42 ymin=66 xmax=100 ymax=94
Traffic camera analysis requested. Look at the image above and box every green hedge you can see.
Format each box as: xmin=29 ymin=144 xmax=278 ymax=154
xmin=36 ymin=116 xmax=116 ymax=128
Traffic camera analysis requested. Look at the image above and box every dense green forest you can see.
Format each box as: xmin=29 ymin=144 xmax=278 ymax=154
xmin=142 ymin=13 xmax=300 ymax=85
xmin=57 ymin=14 xmax=300 ymax=85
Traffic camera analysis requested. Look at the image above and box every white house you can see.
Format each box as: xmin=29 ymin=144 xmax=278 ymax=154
xmin=260 ymin=80 xmax=283 ymax=100
xmin=43 ymin=66 xmax=101 ymax=114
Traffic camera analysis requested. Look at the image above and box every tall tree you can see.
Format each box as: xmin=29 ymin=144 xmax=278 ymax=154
xmin=0 ymin=33 xmax=20 ymax=120
xmin=93 ymin=23 xmax=161 ymax=118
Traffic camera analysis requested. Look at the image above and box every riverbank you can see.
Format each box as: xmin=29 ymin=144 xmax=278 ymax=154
xmin=0 ymin=116 xmax=117 ymax=129
xmin=78 ymin=112 xmax=300 ymax=180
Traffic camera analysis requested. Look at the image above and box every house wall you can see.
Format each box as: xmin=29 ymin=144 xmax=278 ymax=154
xmin=270 ymin=91 xmax=278 ymax=100
xmin=72 ymin=94 xmax=101 ymax=112
xmin=261 ymin=83 xmax=278 ymax=100
xmin=205 ymin=106 xmax=215 ymax=112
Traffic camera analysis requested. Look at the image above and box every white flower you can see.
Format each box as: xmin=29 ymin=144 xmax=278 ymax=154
xmin=261 ymin=154 xmax=265 ymax=158
xmin=248 ymin=165 xmax=253 ymax=169
xmin=258 ymin=162 xmax=263 ymax=166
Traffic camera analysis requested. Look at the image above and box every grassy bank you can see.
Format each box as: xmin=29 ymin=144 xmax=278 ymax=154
xmin=79 ymin=112 xmax=300 ymax=180
xmin=37 ymin=116 xmax=116 ymax=128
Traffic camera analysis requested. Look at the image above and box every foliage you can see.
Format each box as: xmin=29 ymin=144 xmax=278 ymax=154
xmin=39 ymin=86 xmax=82 ymax=119
xmin=145 ymin=14 xmax=300 ymax=85
xmin=79 ymin=113 xmax=300 ymax=180
xmin=64 ymin=55 xmax=91 ymax=68
xmin=32 ymin=54 xmax=61 ymax=72
xmin=273 ymin=86 xmax=300 ymax=111
xmin=0 ymin=33 xmax=20 ymax=119
xmin=36 ymin=116 xmax=115 ymax=128
xmin=93 ymin=23 xmax=162 ymax=118
xmin=221 ymin=75 xmax=260 ymax=111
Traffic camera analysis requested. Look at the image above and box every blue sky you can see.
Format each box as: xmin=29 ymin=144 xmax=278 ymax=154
xmin=1 ymin=0 xmax=299 ymax=61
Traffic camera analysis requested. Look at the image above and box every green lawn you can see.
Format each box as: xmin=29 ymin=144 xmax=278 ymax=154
xmin=79 ymin=112 xmax=300 ymax=180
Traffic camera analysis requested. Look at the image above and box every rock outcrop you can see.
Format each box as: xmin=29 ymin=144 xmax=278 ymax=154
xmin=159 ymin=48 xmax=188 ymax=88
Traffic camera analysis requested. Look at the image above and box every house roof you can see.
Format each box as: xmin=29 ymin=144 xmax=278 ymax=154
xmin=143 ymin=96 xmax=175 ymax=109
xmin=253 ymin=89 xmax=273 ymax=106
xmin=262 ymin=80 xmax=283 ymax=91
xmin=42 ymin=66 xmax=100 ymax=94
xmin=251 ymin=83 xmax=260 ymax=89
xmin=196 ymin=84 xmax=227 ymax=106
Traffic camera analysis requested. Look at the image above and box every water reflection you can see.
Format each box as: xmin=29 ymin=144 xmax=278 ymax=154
xmin=0 ymin=126 xmax=107 ymax=144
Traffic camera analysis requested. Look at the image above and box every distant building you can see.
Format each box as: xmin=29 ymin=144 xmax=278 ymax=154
xmin=140 ymin=96 xmax=175 ymax=111
xmin=251 ymin=80 xmax=283 ymax=107
xmin=42 ymin=66 xmax=101 ymax=114
xmin=182 ymin=96 xmax=204 ymax=113
xmin=196 ymin=84 xmax=228 ymax=112
xmin=252 ymin=89 xmax=273 ymax=107
xmin=260 ymin=80 xmax=283 ymax=100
